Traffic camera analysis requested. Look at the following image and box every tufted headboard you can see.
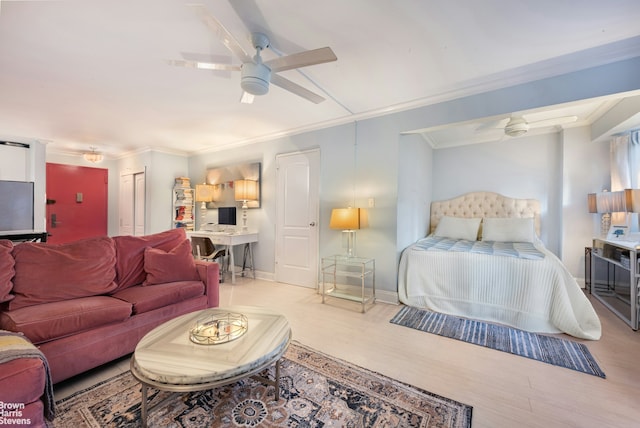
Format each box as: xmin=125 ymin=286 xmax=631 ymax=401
xmin=430 ymin=192 xmax=541 ymax=236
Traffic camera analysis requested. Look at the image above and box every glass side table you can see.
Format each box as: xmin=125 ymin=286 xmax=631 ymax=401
xmin=321 ymin=255 xmax=375 ymax=313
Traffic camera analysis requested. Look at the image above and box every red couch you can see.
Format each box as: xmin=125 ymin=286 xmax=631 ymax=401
xmin=0 ymin=228 xmax=219 ymax=384
xmin=0 ymin=331 xmax=54 ymax=427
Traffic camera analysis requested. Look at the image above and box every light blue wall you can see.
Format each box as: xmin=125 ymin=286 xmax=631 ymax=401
xmin=562 ymin=126 xmax=610 ymax=278
xmin=431 ymin=132 xmax=563 ymax=253
xmin=186 ymin=121 xmax=402 ymax=292
xmin=397 ymin=134 xmax=432 ymax=251
xmin=43 ymin=55 xmax=640 ymax=297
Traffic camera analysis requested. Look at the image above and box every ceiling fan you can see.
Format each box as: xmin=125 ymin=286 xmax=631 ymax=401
xmin=169 ymin=5 xmax=337 ymax=104
xmin=479 ymin=115 xmax=578 ymax=137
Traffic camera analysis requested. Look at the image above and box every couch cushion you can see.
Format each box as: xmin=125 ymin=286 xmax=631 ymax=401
xmin=111 ymin=281 xmax=204 ymax=314
xmin=0 ymin=296 xmax=132 ymax=344
xmin=9 ymin=236 xmax=117 ymax=310
xmin=143 ymin=239 xmax=200 ymax=286
xmin=0 ymin=240 xmax=14 ymax=303
xmin=113 ymin=229 xmax=187 ymax=291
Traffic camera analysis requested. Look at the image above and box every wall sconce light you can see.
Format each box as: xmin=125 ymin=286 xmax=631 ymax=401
xmin=234 ymin=179 xmax=258 ymax=231
xmin=329 ymin=207 xmax=365 ymax=257
xmin=83 ymin=147 xmax=103 ymax=163
xmin=195 ymin=184 xmax=215 ymax=230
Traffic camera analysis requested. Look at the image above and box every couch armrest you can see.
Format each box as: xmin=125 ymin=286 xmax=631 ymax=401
xmin=195 ymin=260 xmax=220 ymax=308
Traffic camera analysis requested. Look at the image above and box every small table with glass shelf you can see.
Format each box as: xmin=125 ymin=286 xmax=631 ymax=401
xmin=321 ymin=255 xmax=375 ymax=312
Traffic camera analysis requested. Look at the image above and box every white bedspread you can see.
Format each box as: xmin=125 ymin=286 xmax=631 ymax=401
xmin=398 ymin=238 xmax=602 ymax=340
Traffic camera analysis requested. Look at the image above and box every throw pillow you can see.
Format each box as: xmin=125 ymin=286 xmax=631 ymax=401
xmin=113 ymin=228 xmax=188 ymax=290
xmin=481 ymin=217 xmax=535 ymax=242
xmin=143 ymin=239 xmax=200 ymax=285
xmin=433 ymin=216 xmax=481 ymax=241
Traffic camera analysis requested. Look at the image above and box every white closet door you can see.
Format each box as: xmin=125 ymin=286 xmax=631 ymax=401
xmin=119 ymin=174 xmax=134 ymax=236
xmin=275 ymin=149 xmax=320 ymax=288
xmin=134 ymin=172 xmax=146 ymax=236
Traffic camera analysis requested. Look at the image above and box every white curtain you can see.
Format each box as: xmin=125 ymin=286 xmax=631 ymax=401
xmin=610 ymin=134 xmax=631 ymax=191
xmin=610 ymin=131 xmax=640 ymax=230
xmin=631 ymin=130 xmax=640 ymax=188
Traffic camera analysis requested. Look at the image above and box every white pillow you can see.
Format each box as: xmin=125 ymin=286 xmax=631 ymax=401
xmin=481 ymin=217 xmax=535 ymax=243
xmin=433 ymin=216 xmax=481 ymax=241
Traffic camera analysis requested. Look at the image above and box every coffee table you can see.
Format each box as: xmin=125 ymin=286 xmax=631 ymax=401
xmin=130 ymin=305 xmax=291 ymax=427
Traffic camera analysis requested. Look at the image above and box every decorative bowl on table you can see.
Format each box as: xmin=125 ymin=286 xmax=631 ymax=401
xmin=189 ymin=312 xmax=248 ymax=345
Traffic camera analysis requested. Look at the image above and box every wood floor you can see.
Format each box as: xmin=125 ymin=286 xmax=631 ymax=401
xmin=54 ymin=277 xmax=640 ymax=428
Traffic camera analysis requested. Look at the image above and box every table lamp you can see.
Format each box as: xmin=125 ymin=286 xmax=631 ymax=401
xmin=590 ymin=189 xmax=640 ymax=238
xmin=234 ymin=179 xmax=258 ymax=231
xmin=195 ymin=184 xmax=215 ymax=230
xmin=329 ymin=207 xmax=361 ymax=257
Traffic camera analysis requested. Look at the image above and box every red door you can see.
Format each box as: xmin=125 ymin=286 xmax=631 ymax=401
xmin=46 ymin=163 xmax=108 ymax=244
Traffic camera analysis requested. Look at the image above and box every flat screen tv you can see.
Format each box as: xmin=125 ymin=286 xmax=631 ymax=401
xmin=218 ymin=206 xmax=237 ymax=226
xmin=0 ymin=180 xmax=34 ymax=232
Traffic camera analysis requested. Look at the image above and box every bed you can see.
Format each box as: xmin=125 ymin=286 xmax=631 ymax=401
xmin=398 ymin=192 xmax=601 ymax=340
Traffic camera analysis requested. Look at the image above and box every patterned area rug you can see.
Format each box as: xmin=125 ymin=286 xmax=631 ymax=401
xmin=391 ymin=306 xmax=605 ymax=378
xmin=54 ymin=341 xmax=472 ymax=427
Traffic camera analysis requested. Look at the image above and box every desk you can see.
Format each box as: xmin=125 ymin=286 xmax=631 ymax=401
xmin=187 ymin=231 xmax=258 ymax=284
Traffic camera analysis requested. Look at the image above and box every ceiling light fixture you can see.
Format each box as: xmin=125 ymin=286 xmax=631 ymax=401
xmin=83 ymin=147 xmax=103 ymax=163
xmin=241 ymin=62 xmax=271 ymax=96
xmin=504 ymin=118 xmax=530 ymax=137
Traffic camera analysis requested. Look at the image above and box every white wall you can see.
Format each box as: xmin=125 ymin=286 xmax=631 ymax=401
xmin=145 ymin=151 xmax=190 ymax=233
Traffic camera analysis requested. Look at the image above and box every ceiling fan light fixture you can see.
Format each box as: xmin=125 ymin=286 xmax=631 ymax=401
xmin=241 ymin=62 xmax=271 ymax=95
xmin=504 ymin=118 xmax=529 ymax=137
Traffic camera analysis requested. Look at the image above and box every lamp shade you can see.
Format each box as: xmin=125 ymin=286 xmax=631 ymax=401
xmin=329 ymin=208 xmax=361 ymax=230
xmin=587 ymin=193 xmax=597 ymax=213
xmin=594 ymin=189 xmax=640 ymax=213
xmin=195 ymin=184 xmax=215 ymax=202
xmin=234 ymin=179 xmax=258 ymax=201
xmin=624 ymin=189 xmax=640 ymax=213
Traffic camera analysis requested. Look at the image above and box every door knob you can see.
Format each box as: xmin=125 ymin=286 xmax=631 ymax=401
xmin=309 ymin=222 xmax=316 ymax=227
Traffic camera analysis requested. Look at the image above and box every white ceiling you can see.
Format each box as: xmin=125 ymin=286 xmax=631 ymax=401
xmin=1 ymin=0 xmax=640 ymax=159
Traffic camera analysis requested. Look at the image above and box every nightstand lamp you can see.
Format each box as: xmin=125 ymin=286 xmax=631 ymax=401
xmin=589 ymin=189 xmax=640 ymax=238
xmin=195 ymin=184 xmax=215 ymax=230
xmin=234 ymin=179 xmax=258 ymax=231
xmin=330 ymin=207 xmax=364 ymax=257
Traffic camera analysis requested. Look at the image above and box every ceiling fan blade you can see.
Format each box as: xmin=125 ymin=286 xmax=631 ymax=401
xmin=167 ymin=59 xmax=241 ymax=71
xmin=265 ymin=47 xmax=337 ymax=73
xmin=191 ymin=4 xmax=253 ymax=63
xmin=270 ymin=74 xmax=326 ymax=104
xmin=528 ymin=115 xmax=578 ymax=129
xmin=475 ymin=118 xmax=509 ymax=132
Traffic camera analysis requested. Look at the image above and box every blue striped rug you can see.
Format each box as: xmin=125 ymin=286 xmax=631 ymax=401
xmin=390 ymin=306 xmax=605 ymax=378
